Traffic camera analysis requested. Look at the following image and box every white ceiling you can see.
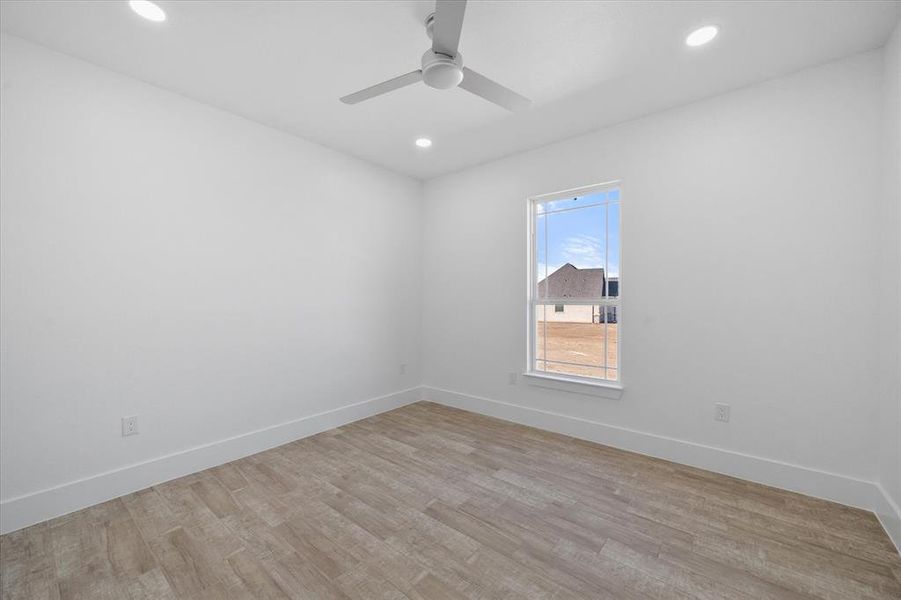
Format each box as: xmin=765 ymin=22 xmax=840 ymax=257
xmin=1 ymin=1 xmax=898 ymax=180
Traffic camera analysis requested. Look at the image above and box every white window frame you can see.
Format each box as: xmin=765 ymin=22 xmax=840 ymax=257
xmin=526 ymin=180 xmax=623 ymax=391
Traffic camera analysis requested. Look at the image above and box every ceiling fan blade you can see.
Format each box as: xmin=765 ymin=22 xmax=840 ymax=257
xmin=459 ymin=67 xmax=531 ymax=111
xmin=340 ymin=70 xmax=423 ymax=104
xmin=432 ymin=0 xmax=467 ymax=58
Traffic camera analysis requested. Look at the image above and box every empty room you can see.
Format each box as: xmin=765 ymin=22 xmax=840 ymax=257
xmin=1 ymin=0 xmax=900 ymax=598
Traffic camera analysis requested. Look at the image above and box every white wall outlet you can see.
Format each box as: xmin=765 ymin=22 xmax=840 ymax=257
xmin=508 ymin=372 xmax=518 ymax=385
xmin=122 ymin=415 xmax=139 ymax=437
xmin=399 ymin=363 xmax=407 ymax=375
xmin=714 ymin=403 xmax=730 ymax=423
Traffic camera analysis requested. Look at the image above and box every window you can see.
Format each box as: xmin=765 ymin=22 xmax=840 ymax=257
xmin=529 ymin=182 xmax=621 ymax=383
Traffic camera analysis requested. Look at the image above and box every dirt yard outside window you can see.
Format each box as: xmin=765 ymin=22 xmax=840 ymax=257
xmin=535 ymin=321 xmax=618 ymax=379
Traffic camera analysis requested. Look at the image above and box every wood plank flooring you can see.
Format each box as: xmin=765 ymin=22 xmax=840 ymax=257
xmin=2 ymin=401 xmax=900 ymax=599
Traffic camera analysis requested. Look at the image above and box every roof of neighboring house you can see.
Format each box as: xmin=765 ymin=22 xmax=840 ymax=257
xmin=537 ymin=263 xmax=618 ymax=298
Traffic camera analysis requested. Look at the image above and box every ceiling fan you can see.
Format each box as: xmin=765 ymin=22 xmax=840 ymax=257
xmin=339 ymin=0 xmax=531 ymax=111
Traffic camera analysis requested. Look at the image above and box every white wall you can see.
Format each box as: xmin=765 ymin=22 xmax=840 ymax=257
xmin=422 ymin=51 xmax=889 ymax=510
xmin=877 ymin=22 xmax=901 ymax=546
xmin=0 ymin=34 xmax=422 ymax=532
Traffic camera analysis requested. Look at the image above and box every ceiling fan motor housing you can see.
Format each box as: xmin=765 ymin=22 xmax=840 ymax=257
xmin=421 ymin=50 xmax=464 ymax=89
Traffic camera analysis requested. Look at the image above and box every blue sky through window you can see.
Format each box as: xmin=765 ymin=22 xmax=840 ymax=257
xmin=536 ymin=189 xmax=620 ymax=284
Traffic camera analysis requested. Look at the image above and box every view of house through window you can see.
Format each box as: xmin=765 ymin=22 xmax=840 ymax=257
xmin=531 ymin=184 xmax=620 ymax=382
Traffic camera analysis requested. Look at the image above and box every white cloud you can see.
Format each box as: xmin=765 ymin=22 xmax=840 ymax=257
xmin=561 ymin=234 xmax=603 ymax=268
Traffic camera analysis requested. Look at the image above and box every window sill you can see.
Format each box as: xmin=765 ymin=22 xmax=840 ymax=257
xmin=522 ymin=371 xmax=624 ymax=398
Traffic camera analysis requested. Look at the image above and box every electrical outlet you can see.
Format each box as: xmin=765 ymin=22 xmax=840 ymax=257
xmin=122 ymin=415 xmax=139 ymax=437
xmin=399 ymin=363 xmax=407 ymax=375
xmin=714 ymin=403 xmax=730 ymax=423
xmin=508 ymin=372 xmax=518 ymax=385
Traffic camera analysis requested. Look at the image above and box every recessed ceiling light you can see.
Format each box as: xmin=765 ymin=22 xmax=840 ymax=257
xmin=686 ymin=25 xmax=718 ymax=47
xmin=415 ymin=137 xmax=432 ymax=148
xmin=129 ymin=0 xmax=166 ymax=23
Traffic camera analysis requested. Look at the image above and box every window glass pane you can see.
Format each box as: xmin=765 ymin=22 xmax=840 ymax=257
xmin=534 ymin=303 xmax=618 ymax=381
xmin=539 ymin=204 xmax=606 ymax=300
xmin=605 ymin=200 xmax=620 ymax=298
xmin=534 ymin=305 xmax=547 ymax=362
xmin=546 ymin=363 xmax=608 ymax=379
xmin=603 ymin=306 xmax=619 ymax=379
xmin=535 ymin=211 xmax=547 ymax=300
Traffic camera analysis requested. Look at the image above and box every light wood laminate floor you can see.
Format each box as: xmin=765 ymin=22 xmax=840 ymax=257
xmin=2 ymin=401 xmax=900 ymax=599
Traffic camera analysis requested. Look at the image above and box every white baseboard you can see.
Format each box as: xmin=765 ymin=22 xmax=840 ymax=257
xmin=422 ymin=386 xmax=895 ymax=520
xmin=875 ymin=484 xmax=901 ymax=554
xmin=0 ymin=387 xmax=422 ymax=535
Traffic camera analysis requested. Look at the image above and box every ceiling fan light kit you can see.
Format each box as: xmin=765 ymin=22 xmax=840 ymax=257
xmin=421 ymin=50 xmax=464 ymax=90
xmin=340 ymin=0 xmax=531 ymax=112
